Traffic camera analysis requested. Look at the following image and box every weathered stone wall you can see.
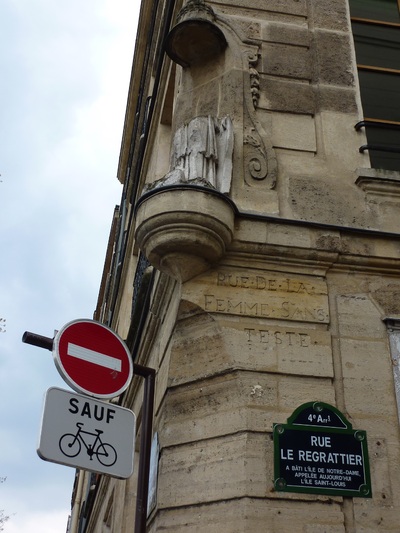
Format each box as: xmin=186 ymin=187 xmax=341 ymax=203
xmin=148 ymin=243 xmax=400 ymax=531
xmin=200 ymin=0 xmax=369 ymax=225
xmin=75 ymin=1 xmax=400 ymax=532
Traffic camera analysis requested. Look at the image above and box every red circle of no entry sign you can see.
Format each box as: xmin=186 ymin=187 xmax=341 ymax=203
xmin=53 ymin=319 xmax=133 ymax=399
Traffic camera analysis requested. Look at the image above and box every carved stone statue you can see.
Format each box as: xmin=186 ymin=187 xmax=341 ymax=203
xmin=170 ymin=115 xmax=233 ymax=194
xmin=151 ymin=0 xmax=277 ymax=199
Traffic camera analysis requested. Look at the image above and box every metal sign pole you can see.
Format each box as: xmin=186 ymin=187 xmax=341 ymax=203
xmin=132 ymin=363 xmax=155 ymax=533
xmin=22 ymin=331 xmax=53 ymax=351
xmin=22 ymin=330 xmax=155 ymax=533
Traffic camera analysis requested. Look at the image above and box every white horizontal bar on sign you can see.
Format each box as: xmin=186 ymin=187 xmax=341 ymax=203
xmin=67 ymin=343 xmax=122 ymax=372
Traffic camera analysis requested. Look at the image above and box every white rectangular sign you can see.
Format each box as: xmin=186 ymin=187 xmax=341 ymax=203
xmin=38 ymin=387 xmax=136 ymax=478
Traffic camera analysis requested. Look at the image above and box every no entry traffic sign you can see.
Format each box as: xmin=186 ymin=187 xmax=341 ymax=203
xmin=53 ymin=319 xmax=133 ymax=399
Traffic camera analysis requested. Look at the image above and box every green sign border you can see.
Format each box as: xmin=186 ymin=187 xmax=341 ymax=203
xmin=273 ymin=402 xmax=372 ymax=498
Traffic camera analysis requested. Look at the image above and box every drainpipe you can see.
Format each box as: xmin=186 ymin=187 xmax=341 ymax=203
xmin=69 ymin=471 xmax=85 ymax=533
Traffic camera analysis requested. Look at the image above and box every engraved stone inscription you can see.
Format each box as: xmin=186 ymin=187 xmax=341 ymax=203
xmin=244 ymin=328 xmax=311 ymax=348
xmin=216 ymin=272 xmax=323 ymax=294
xmin=219 ymin=321 xmax=333 ymax=378
xmin=204 ymin=295 xmax=328 ymax=322
xmin=184 ymin=269 xmax=329 ymax=324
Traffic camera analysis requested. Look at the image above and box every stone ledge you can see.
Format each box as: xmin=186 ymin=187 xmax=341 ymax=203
xmin=134 ymin=185 xmax=236 ymax=282
xmin=356 ymin=168 xmax=400 ymax=199
xmin=149 ymin=498 xmax=345 ymax=532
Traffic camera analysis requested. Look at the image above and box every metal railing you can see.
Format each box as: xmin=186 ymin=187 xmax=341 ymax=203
xmin=355 ymin=120 xmax=400 ymax=155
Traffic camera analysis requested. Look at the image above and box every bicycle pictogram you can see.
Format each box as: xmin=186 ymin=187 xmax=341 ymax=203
xmin=59 ymin=422 xmax=117 ymax=467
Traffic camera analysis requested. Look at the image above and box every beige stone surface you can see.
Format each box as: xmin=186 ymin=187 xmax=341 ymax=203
xmin=336 ymin=294 xmax=386 ymax=339
xmin=352 ymin=500 xmax=400 ymax=532
xmin=183 ymin=267 xmax=329 ymax=324
xmin=220 ymin=318 xmax=333 ymax=377
xmin=372 ymin=280 xmax=400 ymax=316
xmin=146 ymin=123 xmax=173 ymax=182
xmin=310 ymin=0 xmax=350 ymax=31
xmin=165 ymin=313 xmax=334 ymax=387
xmin=265 ymin=223 xmax=315 ymax=249
xmin=211 ymin=0 xmax=307 ymax=17
xmin=317 ymin=112 xmax=366 ymax=171
xmin=149 ymin=498 xmax=345 ymax=533
xmin=313 ymin=31 xmax=355 ymax=87
xmin=341 ymin=339 xmax=398 ymax=429
xmin=366 ymin=438 xmax=393 ymax=506
xmin=259 ymin=77 xmax=315 ymax=115
xmin=159 ymin=371 xmax=335 ymax=448
xmin=168 ymin=309 xmax=230 ymax=385
xmin=226 ymin=18 xmax=261 ymax=41
xmin=232 ymin=186 xmax=280 ymax=216
xmin=157 ymin=432 xmax=269 ymax=507
xmin=233 ymin=218 xmax=268 ymax=244
xmin=262 ymin=21 xmax=310 ymax=47
xmin=287 ymin=177 xmax=370 ymax=227
xmin=155 ymin=343 xmax=172 ymax=414
xmin=271 ymin=113 xmax=316 ymax=153
xmin=262 ymin=43 xmax=312 ymax=81
xmin=317 ymin=87 xmax=359 ymax=115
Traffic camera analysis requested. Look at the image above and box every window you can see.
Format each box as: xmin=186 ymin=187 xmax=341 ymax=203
xmin=351 ymin=0 xmax=400 ymax=22
xmin=350 ymin=0 xmax=400 ymax=170
xmin=384 ymin=318 xmax=400 ymax=423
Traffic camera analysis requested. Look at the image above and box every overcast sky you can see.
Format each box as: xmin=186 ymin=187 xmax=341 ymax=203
xmin=0 ymin=1 xmax=138 ymax=530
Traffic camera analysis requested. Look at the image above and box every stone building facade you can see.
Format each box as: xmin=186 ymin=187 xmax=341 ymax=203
xmin=69 ymin=0 xmax=400 ymax=531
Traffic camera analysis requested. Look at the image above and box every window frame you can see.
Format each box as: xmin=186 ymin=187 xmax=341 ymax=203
xmin=350 ymin=0 xmax=400 ymax=169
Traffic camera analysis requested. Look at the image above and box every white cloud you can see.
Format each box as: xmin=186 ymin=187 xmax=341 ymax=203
xmin=0 ymin=0 xmax=139 ymax=528
xmin=5 ymin=509 xmax=70 ymax=533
